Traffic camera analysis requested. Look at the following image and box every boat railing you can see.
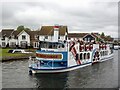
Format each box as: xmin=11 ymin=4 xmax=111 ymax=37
xmin=29 ymin=56 xmax=38 ymax=68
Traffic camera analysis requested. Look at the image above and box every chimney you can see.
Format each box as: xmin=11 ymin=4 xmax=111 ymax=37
xmin=53 ymin=25 xmax=59 ymax=42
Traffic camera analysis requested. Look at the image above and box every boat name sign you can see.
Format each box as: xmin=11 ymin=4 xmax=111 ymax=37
xmin=36 ymin=53 xmax=63 ymax=60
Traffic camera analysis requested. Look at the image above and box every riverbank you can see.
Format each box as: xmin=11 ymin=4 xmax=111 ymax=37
xmin=2 ymin=53 xmax=35 ymax=62
xmin=1 ymin=48 xmax=36 ymax=62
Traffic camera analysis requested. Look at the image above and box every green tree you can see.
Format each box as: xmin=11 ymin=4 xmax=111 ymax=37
xmin=24 ymin=28 xmax=31 ymax=31
xmin=106 ymin=35 xmax=111 ymax=38
xmin=101 ymin=32 xmax=105 ymax=36
xmin=17 ymin=25 xmax=24 ymax=31
xmin=96 ymin=37 xmax=101 ymax=42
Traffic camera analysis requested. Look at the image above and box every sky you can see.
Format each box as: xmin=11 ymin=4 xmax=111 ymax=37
xmin=1 ymin=0 xmax=119 ymax=38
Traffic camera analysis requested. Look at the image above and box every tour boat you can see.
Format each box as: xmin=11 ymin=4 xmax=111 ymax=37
xmin=29 ymin=25 xmax=114 ymax=74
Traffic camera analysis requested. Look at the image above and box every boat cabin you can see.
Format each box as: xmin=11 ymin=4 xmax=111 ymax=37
xmin=39 ymin=41 xmax=67 ymax=51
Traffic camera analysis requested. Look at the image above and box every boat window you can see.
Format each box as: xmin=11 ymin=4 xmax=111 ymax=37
xmin=96 ymin=51 xmax=99 ymax=57
xmin=76 ymin=54 xmax=79 ymax=60
xmin=106 ymin=51 xmax=108 ymax=55
xmin=39 ymin=41 xmax=65 ymax=49
xmin=80 ymin=53 xmax=82 ymax=60
xmin=103 ymin=51 xmax=104 ymax=56
xmin=104 ymin=51 xmax=106 ymax=55
xmin=62 ymin=44 xmax=65 ymax=48
xmin=100 ymin=52 xmax=102 ymax=56
xmin=84 ymin=53 xmax=86 ymax=60
xmin=105 ymin=51 xmax=108 ymax=55
xmin=102 ymin=51 xmax=103 ymax=56
xmin=49 ymin=44 xmax=52 ymax=48
xmin=87 ymin=53 xmax=90 ymax=59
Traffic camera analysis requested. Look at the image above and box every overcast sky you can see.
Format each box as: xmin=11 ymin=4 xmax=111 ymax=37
xmin=1 ymin=0 xmax=119 ymax=38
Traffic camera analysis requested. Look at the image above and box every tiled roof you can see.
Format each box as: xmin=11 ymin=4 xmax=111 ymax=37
xmin=11 ymin=30 xmax=40 ymax=40
xmin=68 ymin=33 xmax=88 ymax=38
xmin=38 ymin=26 xmax=68 ymax=35
xmin=12 ymin=29 xmax=31 ymax=36
xmin=91 ymin=33 xmax=99 ymax=38
xmin=101 ymin=36 xmax=113 ymax=42
xmin=1 ymin=29 xmax=14 ymax=37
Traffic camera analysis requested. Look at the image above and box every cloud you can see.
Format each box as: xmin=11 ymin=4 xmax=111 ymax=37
xmin=1 ymin=0 xmax=118 ymax=38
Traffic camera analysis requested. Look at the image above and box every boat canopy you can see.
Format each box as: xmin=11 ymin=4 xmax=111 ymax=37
xmin=39 ymin=41 xmax=65 ymax=49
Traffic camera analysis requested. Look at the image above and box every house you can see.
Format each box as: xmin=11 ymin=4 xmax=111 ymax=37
xmin=83 ymin=33 xmax=104 ymax=42
xmin=9 ymin=30 xmax=40 ymax=48
xmin=68 ymin=32 xmax=106 ymax=43
xmin=1 ymin=25 xmax=113 ymax=48
xmin=10 ymin=30 xmax=31 ymax=48
xmin=100 ymin=36 xmax=114 ymax=43
xmin=38 ymin=26 xmax=68 ymax=42
xmin=0 ymin=29 xmax=14 ymax=47
xmin=28 ymin=31 xmax=40 ymax=48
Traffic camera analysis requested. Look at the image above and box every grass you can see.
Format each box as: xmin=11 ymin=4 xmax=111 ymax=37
xmin=0 ymin=48 xmax=2 ymax=57
xmin=2 ymin=48 xmax=24 ymax=57
xmin=0 ymin=48 xmax=36 ymax=62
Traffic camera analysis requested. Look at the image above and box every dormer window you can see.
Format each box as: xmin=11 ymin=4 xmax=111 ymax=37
xmin=22 ymin=35 xmax=26 ymax=40
xmin=45 ymin=36 xmax=48 ymax=39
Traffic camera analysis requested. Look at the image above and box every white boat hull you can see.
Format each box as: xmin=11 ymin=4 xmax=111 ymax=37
xmin=29 ymin=62 xmax=92 ymax=74
xmin=29 ymin=53 xmax=113 ymax=74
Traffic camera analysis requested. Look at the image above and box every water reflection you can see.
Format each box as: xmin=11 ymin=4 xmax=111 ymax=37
xmin=33 ymin=73 xmax=68 ymax=88
xmin=31 ymin=58 xmax=116 ymax=88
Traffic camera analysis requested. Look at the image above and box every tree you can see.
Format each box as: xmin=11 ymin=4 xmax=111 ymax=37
xmin=96 ymin=37 xmax=101 ymax=42
xmin=17 ymin=25 xmax=24 ymax=31
xmin=106 ymin=35 xmax=111 ymax=38
xmin=17 ymin=25 xmax=31 ymax=31
xmin=101 ymin=32 xmax=105 ymax=37
xmin=24 ymin=28 xmax=31 ymax=31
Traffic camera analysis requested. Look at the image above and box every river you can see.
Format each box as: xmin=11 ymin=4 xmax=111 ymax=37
xmin=2 ymin=50 xmax=118 ymax=88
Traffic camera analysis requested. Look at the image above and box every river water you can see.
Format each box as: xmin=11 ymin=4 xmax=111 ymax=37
xmin=2 ymin=50 xmax=118 ymax=88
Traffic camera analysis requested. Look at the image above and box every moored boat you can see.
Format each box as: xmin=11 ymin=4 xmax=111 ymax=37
xmin=29 ymin=25 xmax=113 ymax=74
